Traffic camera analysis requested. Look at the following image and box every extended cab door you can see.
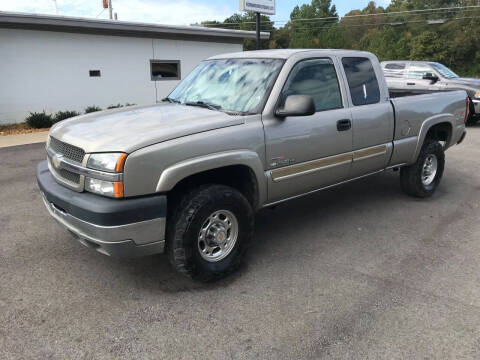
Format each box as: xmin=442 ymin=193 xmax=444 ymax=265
xmin=262 ymin=57 xmax=353 ymax=203
xmin=340 ymin=56 xmax=394 ymax=178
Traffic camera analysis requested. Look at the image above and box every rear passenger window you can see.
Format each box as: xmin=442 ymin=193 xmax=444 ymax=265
xmin=281 ymin=58 xmax=343 ymax=112
xmin=383 ymin=63 xmax=406 ymax=78
xmin=385 ymin=63 xmax=405 ymax=70
xmin=342 ymin=57 xmax=381 ymax=106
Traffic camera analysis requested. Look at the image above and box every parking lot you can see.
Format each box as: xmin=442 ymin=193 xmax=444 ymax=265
xmin=1 ymin=126 xmax=479 ymax=359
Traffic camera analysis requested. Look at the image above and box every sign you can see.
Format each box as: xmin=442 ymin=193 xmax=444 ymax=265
xmin=240 ymin=0 xmax=275 ymax=15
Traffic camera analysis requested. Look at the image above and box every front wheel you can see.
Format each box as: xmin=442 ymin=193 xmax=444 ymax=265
xmin=167 ymin=184 xmax=254 ymax=282
xmin=400 ymin=140 xmax=445 ymax=198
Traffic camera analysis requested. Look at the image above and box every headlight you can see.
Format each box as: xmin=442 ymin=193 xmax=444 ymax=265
xmin=85 ymin=177 xmax=124 ymax=198
xmin=87 ymin=153 xmax=127 ymax=173
xmin=85 ymin=153 xmax=127 ymax=198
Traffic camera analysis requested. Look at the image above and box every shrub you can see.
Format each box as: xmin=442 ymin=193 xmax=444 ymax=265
xmin=53 ymin=110 xmax=80 ymax=124
xmin=25 ymin=111 xmax=53 ymax=129
xmin=125 ymin=103 xmax=136 ymax=107
xmin=85 ymin=105 xmax=102 ymax=113
xmin=107 ymin=103 xmax=123 ymax=109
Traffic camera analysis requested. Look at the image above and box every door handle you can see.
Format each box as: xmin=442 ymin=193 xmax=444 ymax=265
xmin=407 ymin=82 xmax=416 ymax=86
xmin=337 ymin=119 xmax=351 ymax=131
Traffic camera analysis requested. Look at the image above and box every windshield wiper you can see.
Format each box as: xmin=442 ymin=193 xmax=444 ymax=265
xmin=161 ymin=97 xmax=181 ymax=104
xmin=184 ymin=101 xmax=222 ymax=112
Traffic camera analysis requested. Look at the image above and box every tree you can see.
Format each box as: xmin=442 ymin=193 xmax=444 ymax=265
xmin=199 ymin=0 xmax=480 ymax=77
xmin=203 ymin=12 xmax=274 ymax=50
xmin=288 ymin=0 xmax=339 ymax=48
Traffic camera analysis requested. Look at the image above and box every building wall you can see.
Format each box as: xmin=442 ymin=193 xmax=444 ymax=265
xmin=0 ymin=29 xmax=242 ymax=124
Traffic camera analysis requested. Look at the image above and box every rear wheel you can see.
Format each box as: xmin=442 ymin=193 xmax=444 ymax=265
xmin=167 ymin=184 xmax=254 ymax=282
xmin=400 ymin=140 xmax=445 ymax=198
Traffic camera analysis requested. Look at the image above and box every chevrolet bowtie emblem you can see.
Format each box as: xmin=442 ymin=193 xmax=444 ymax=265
xmin=52 ymin=154 xmax=63 ymax=169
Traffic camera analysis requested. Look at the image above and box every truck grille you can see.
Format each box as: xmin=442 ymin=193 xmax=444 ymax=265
xmin=49 ymin=137 xmax=85 ymax=164
xmin=56 ymin=168 xmax=81 ymax=184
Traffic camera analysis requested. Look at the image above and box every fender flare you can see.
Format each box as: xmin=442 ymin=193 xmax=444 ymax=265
xmin=156 ymin=150 xmax=267 ymax=207
xmin=410 ymin=114 xmax=455 ymax=163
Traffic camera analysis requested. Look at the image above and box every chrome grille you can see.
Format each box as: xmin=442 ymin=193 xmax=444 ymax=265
xmin=49 ymin=137 xmax=85 ymax=163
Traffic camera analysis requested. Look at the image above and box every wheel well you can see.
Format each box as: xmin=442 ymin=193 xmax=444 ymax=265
xmin=425 ymin=122 xmax=452 ymax=144
xmin=168 ymin=165 xmax=259 ymax=210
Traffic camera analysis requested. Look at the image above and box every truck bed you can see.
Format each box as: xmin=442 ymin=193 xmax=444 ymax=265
xmin=387 ymin=90 xmax=466 ymax=167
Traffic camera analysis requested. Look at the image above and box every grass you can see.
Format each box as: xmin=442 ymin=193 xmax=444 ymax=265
xmin=0 ymin=123 xmax=50 ymax=136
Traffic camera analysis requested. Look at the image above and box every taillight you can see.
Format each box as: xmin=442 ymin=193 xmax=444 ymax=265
xmin=465 ymin=97 xmax=471 ymax=123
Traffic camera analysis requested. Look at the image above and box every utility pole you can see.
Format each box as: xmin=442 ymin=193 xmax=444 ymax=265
xmin=256 ymin=12 xmax=261 ymax=50
xmin=108 ymin=0 xmax=113 ymax=20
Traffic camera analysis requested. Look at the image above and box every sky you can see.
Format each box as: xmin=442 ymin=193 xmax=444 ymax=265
xmin=0 ymin=0 xmax=392 ymax=26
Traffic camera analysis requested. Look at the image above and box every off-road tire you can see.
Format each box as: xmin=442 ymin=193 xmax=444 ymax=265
xmin=167 ymin=184 xmax=254 ymax=282
xmin=400 ymin=140 xmax=445 ymax=198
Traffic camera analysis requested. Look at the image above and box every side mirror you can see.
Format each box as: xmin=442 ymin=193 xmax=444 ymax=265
xmin=422 ymin=73 xmax=439 ymax=82
xmin=275 ymin=95 xmax=316 ymax=118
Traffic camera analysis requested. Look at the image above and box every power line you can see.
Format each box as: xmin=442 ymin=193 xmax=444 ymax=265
xmin=289 ymin=15 xmax=480 ymax=32
xmin=202 ymin=5 xmax=480 ymax=28
xmin=212 ymin=12 xmax=480 ymax=32
xmin=95 ymin=8 xmax=106 ymax=18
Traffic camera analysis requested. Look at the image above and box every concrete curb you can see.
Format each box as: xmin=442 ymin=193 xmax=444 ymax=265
xmin=0 ymin=131 xmax=49 ymax=148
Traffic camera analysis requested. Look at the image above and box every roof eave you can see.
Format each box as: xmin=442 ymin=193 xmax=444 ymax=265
xmin=0 ymin=11 xmax=270 ymax=41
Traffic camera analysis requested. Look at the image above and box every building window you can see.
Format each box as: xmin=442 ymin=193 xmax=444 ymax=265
xmin=150 ymin=60 xmax=181 ymax=80
xmin=89 ymin=70 xmax=101 ymax=77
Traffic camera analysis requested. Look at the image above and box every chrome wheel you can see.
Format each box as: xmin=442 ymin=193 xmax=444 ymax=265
xmin=198 ymin=210 xmax=239 ymax=262
xmin=422 ymin=154 xmax=438 ymax=186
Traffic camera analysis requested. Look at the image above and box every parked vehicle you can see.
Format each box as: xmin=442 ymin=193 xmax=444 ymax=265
xmin=37 ymin=50 xmax=468 ymax=281
xmin=381 ymin=60 xmax=480 ymax=124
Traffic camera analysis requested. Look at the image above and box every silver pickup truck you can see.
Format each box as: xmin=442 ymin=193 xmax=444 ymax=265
xmin=37 ymin=49 xmax=468 ymax=281
xmin=381 ymin=60 xmax=480 ymax=124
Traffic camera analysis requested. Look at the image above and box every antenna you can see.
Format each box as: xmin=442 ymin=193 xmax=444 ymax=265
xmin=52 ymin=0 xmax=58 ymax=15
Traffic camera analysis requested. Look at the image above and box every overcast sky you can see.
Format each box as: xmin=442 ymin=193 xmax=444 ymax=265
xmin=0 ymin=0 xmax=392 ymax=25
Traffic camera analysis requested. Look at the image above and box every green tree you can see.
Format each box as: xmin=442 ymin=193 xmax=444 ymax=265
xmin=200 ymin=0 xmax=480 ymax=77
xmin=203 ymin=12 xmax=274 ymax=50
xmin=288 ymin=0 xmax=339 ymax=48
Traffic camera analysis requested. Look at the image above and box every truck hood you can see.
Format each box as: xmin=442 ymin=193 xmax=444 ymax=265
xmin=447 ymin=77 xmax=480 ymax=90
xmin=49 ymin=104 xmax=244 ymax=153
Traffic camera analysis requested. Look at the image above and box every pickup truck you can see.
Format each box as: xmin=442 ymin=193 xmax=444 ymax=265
xmin=381 ymin=60 xmax=480 ymax=124
xmin=37 ymin=49 xmax=468 ymax=282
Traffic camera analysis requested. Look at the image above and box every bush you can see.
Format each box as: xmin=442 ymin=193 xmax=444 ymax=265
xmin=53 ymin=110 xmax=80 ymax=124
xmin=85 ymin=105 xmax=102 ymax=113
xmin=25 ymin=111 xmax=53 ymax=129
xmin=107 ymin=103 xmax=123 ymax=109
xmin=125 ymin=103 xmax=136 ymax=107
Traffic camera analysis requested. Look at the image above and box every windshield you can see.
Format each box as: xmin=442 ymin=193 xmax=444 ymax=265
xmin=430 ymin=63 xmax=459 ymax=79
xmin=167 ymin=58 xmax=284 ymax=113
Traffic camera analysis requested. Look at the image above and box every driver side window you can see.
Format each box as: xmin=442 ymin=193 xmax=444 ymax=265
xmin=281 ymin=58 xmax=343 ymax=112
xmin=407 ymin=64 xmax=434 ymax=79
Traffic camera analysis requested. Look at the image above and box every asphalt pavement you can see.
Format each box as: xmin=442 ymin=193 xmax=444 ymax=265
xmin=1 ymin=126 xmax=480 ymax=359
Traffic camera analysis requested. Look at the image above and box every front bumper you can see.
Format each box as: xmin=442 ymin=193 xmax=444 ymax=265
xmin=37 ymin=161 xmax=167 ymax=257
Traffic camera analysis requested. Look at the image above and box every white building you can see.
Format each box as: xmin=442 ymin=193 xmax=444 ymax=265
xmin=0 ymin=12 xmax=268 ymax=124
